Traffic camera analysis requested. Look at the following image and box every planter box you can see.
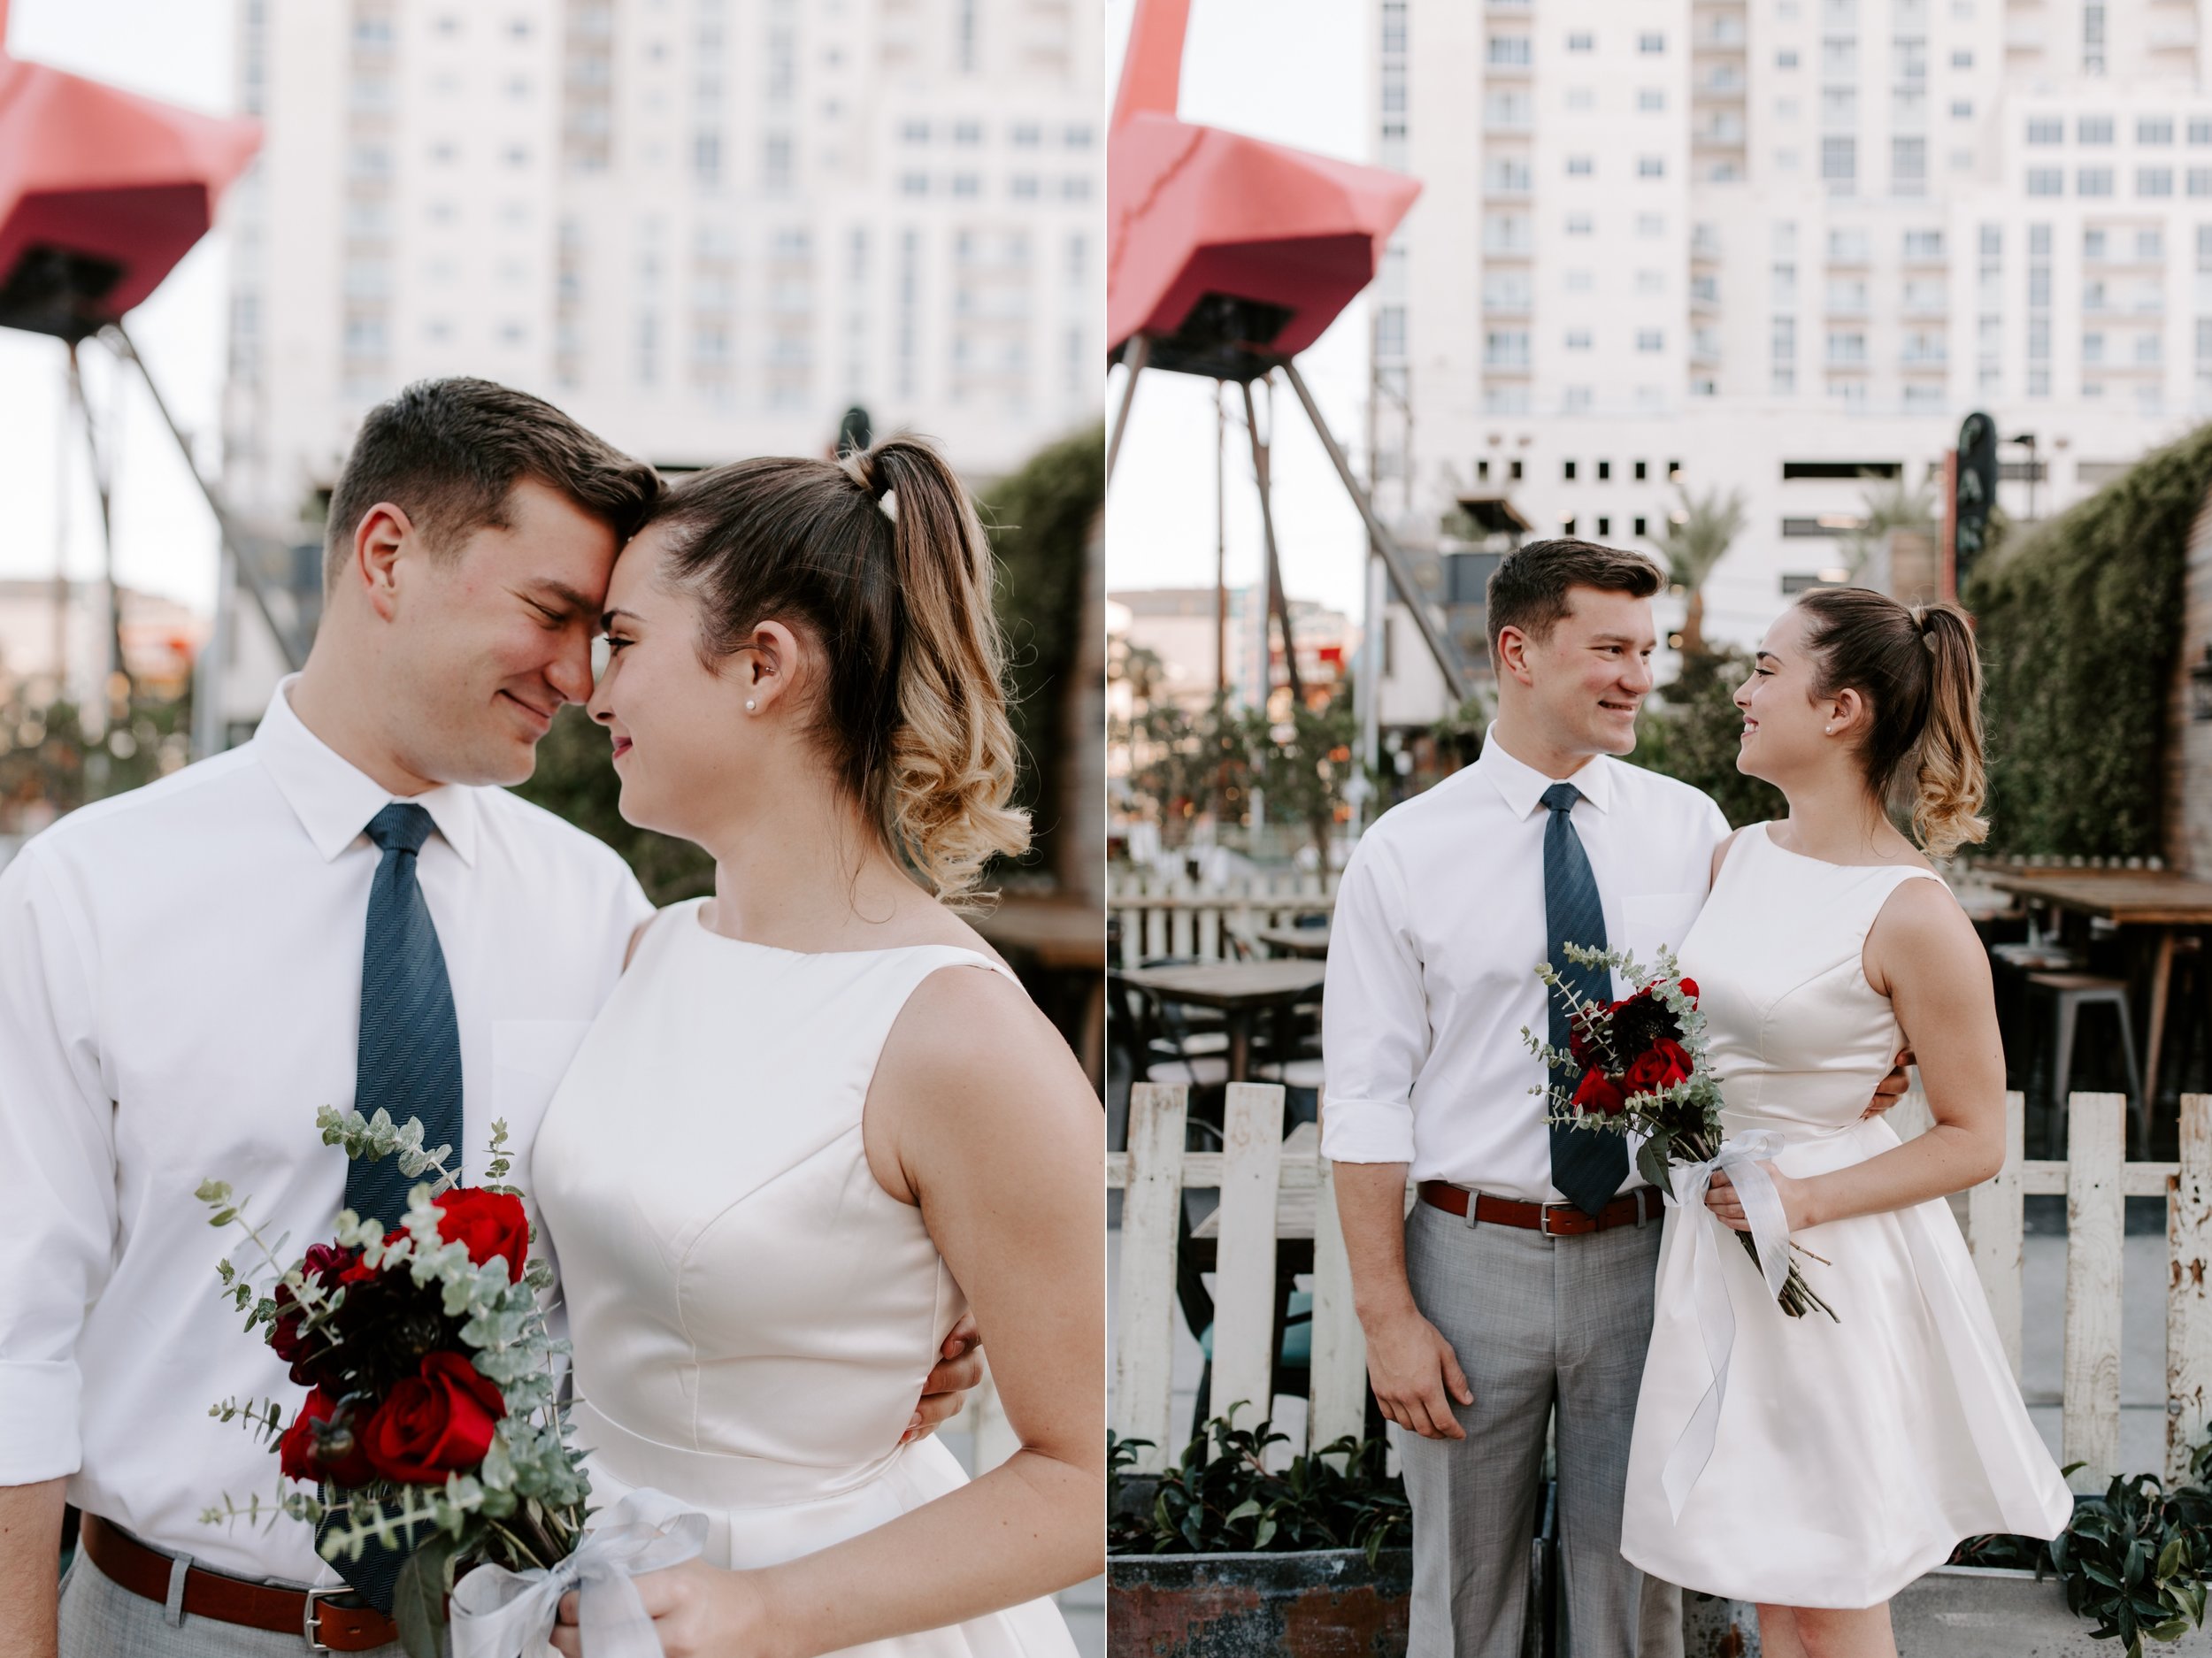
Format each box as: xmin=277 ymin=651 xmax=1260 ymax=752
xmin=1110 ymin=1548 xmax=1416 ymax=1658
xmin=1687 ymin=1566 xmax=2212 ymax=1658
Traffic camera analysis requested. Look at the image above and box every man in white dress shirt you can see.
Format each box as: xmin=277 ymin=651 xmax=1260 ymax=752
xmin=1324 ymin=540 xmax=1903 ymax=1657
xmin=0 ymin=380 xmax=981 ymax=1658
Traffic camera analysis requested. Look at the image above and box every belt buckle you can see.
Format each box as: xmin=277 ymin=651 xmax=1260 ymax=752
xmin=1538 ymin=1202 xmax=1568 ymax=1237
xmin=303 ymin=1586 xmax=346 ymax=1654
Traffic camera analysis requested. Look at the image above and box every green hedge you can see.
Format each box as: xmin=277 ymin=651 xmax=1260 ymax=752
xmin=1966 ymin=422 xmax=2212 ymax=857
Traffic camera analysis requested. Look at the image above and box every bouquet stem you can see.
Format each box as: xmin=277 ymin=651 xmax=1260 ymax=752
xmin=1673 ymin=1130 xmax=1839 ymax=1323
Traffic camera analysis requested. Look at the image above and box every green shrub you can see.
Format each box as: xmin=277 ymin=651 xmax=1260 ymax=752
xmin=1108 ymin=1409 xmax=1409 ymax=1565
xmin=1954 ymin=1431 xmax=2212 ymax=1656
xmin=1966 ymin=422 xmax=2212 ymax=857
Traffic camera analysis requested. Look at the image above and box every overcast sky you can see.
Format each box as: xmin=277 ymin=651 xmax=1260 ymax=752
xmin=1104 ymin=0 xmax=1375 ymax=618
xmin=0 ymin=0 xmax=234 ymax=615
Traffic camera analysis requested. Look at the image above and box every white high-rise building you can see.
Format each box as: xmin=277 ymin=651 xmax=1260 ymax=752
xmin=1369 ymin=0 xmax=2212 ymax=705
xmin=212 ymin=0 xmax=1102 ymax=733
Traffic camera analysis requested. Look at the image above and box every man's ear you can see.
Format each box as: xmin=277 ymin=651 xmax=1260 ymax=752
xmin=1495 ymin=625 xmax=1532 ymax=686
xmin=351 ymin=503 xmax=415 ymax=623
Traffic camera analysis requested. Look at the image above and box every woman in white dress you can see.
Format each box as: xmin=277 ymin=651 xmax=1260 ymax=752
xmin=1618 ymin=588 xmax=2072 ymax=1658
xmin=532 ymin=437 xmax=1102 ymax=1657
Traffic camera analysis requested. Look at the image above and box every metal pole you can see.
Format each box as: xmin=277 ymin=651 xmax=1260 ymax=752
xmin=65 ymin=343 xmax=132 ymax=713
xmin=103 ymin=323 xmax=304 ymax=677
xmin=1279 ymin=357 xmax=1469 ymax=704
xmin=51 ymin=357 xmax=70 ymax=704
xmin=1356 ymin=548 xmax=1384 ymax=835
xmin=1240 ymin=374 xmax=1303 ymax=705
xmin=1215 ymin=382 xmax=1227 ymax=698
xmin=1107 ymin=334 xmax=1151 ymax=484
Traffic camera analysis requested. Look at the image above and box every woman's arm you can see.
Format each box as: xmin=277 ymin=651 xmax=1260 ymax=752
xmin=1708 ymin=877 xmax=2007 ymax=1234
xmin=558 ymin=965 xmax=1104 ymax=1658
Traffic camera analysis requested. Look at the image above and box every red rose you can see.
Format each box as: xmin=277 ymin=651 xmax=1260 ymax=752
xmin=432 ymin=1189 xmax=530 ymax=1282
xmin=1624 ymin=1038 xmax=1694 ymax=1095
xmin=1571 ymin=1068 xmax=1628 ymax=1117
xmin=359 ymin=1353 xmax=507 ymax=1485
xmin=1678 ymin=979 xmax=1699 ymax=1004
xmin=278 ymin=1389 xmax=376 ymax=1487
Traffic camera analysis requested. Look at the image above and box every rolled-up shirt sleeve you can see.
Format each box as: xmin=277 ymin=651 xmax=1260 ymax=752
xmin=1321 ymin=833 xmax=1430 ymax=1164
xmin=0 ymin=848 xmax=116 ymax=1484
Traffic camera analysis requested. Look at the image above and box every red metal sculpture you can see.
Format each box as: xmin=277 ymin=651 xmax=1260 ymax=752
xmin=1106 ymin=0 xmax=1464 ymax=701
xmin=0 ymin=0 xmax=260 ymax=340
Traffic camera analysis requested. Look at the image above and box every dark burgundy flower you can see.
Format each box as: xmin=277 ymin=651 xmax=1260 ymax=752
xmin=1624 ymin=1038 xmax=1694 ymax=1096
xmin=278 ymin=1389 xmax=377 ymax=1487
xmin=360 ymin=1353 xmax=507 ymax=1485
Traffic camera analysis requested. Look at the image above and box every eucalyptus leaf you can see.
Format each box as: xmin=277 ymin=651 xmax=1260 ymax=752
xmin=392 ymin=1531 xmax=457 ymax=1658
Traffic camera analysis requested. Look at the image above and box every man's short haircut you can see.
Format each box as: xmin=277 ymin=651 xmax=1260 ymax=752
xmin=322 ymin=377 xmax=663 ymax=587
xmin=1486 ymin=536 xmax=1665 ymax=658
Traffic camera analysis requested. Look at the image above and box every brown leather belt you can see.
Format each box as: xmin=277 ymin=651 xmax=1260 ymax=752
xmin=1417 ymin=1182 xmax=1664 ymax=1235
xmin=80 ymin=1514 xmax=399 ymax=1652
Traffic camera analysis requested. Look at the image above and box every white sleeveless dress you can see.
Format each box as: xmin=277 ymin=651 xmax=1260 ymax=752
xmin=1619 ymin=822 xmax=2072 ymax=1608
xmin=531 ymin=898 xmax=1079 ymax=1658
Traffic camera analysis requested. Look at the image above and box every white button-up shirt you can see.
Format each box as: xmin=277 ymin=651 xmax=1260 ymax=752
xmin=0 ymin=679 xmax=651 ymax=1583
xmin=1322 ymin=725 xmax=1731 ymax=1203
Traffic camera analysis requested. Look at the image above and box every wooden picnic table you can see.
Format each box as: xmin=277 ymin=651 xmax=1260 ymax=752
xmin=1254 ymin=924 xmax=1332 ymax=959
xmin=1115 ymin=958 xmax=1327 ymax=1082
xmin=1985 ymin=869 xmax=2212 ymax=1132
xmin=974 ymin=895 xmax=1106 ymax=1091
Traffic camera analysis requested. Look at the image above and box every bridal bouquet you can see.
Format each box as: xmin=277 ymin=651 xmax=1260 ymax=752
xmin=198 ymin=1109 xmax=703 ymax=1658
xmin=1521 ymin=944 xmax=1838 ymax=1322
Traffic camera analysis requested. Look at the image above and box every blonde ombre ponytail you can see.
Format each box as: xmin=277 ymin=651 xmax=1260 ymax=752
xmin=1909 ymin=603 xmax=1990 ymax=859
xmin=844 ymin=438 xmax=1031 ymax=903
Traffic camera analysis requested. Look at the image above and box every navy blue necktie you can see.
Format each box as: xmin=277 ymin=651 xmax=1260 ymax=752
xmin=323 ymin=802 xmax=463 ymax=1611
xmin=348 ymin=802 xmax=463 ymax=1229
xmin=1542 ymin=782 xmax=1629 ymax=1218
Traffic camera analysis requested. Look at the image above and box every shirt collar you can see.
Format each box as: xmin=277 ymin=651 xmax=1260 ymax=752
xmin=253 ymin=676 xmax=481 ymax=867
xmin=1475 ymin=722 xmax=1614 ymax=818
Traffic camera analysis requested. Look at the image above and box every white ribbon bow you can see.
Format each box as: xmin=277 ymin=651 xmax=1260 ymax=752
xmin=1657 ymin=1130 xmax=1793 ymax=1520
xmin=449 ymin=1488 xmax=709 ymax=1658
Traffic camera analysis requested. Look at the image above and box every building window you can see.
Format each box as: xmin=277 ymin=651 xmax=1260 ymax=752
xmin=1565 ymin=328 xmax=1592 ymax=349
xmin=1563 ymin=459 xmax=1578 ymax=480
xmin=1637 ymin=328 xmax=1664 ymax=351
xmin=2079 ymin=115 xmax=2114 ymax=144
xmin=1487 ymin=35 xmax=1532 ymax=66
xmin=2078 ymin=167 xmax=2115 ymax=196
xmin=1639 ymin=31 xmax=1664 ymax=52
xmin=1568 ymin=30 xmax=1594 ymax=50
xmin=1567 ymin=155 xmax=1594 ymax=176
xmin=1893 ymin=137 xmax=1926 ymax=191
xmin=1639 ymin=155 xmax=1665 ymax=177
xmin=2141 ymin=118 xmax=2176 ymax=145
xmin=2027 ymin=167 xmax=2062 ymax=196
xmin=2141 ymin=168 xmax=2175 ymax=197
xmin=1822 ymin=136 xmax=1855 ymax=188
xmin=1639 ymin=88 xmax=1665 ymax=111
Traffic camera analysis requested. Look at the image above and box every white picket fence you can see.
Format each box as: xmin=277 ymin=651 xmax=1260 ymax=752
xmin=1107 ymin=872 xmax=1335 ymax=967
xmin=1109 ymin=1082 xmax=2212 ymax=1490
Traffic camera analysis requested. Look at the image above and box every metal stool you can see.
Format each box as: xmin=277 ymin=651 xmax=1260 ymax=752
xmin=2026 ymin=971 xmax=2147 ymax=1155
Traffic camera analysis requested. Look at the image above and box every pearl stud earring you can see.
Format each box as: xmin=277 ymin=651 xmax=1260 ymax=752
xmin=746 ymin=699 xmax=758 ymax=713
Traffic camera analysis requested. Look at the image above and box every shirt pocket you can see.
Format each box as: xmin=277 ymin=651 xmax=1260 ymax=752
xmin=1620 ymin=891 xmax=1703 ymax=972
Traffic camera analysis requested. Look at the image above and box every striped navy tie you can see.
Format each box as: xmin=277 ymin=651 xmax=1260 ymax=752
xmin=321 ymin=801 xmax=464 ymax=1611
xmin=1541 ymin=782 xmax=1629 ymax=1218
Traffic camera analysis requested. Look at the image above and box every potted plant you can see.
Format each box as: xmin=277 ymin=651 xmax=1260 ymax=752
xmin=1108 ymin=1410 xmax=1553 ymax=1658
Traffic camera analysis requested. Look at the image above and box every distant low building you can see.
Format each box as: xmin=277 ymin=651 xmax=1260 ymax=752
xmin=0 ymin=580 xmax=208 ymax=708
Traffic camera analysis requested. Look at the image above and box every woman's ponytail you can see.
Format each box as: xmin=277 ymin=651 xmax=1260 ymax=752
xmin=844 ymin=437 xmax=1031 ymax=904
xmin=1909 ymin=603 xmax=1989 ymax=859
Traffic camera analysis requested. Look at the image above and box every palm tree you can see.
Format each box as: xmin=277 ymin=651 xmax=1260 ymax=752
xmin=1651 ymin=483 xmax=1748 ymax=660
xmin=1840 ymin=472 xmax=1939 ymax=586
